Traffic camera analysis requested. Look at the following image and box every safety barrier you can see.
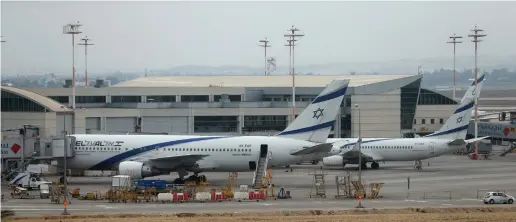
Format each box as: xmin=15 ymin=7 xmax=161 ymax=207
xmin=422 ymin=191 xmax=452 ymax=200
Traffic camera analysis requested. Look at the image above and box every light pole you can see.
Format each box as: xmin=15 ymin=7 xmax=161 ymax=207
xmin=447 ymin=33 xmax=463 ymax=101
xmin=468 ymin=25 xmax=486 ymax=158
xmin=284 ymin=25 xmax=304 ymax=121
xmin=258 ymin=37 xmax=271 ymax=76
xmin=78 ymin=36 xmax=94 ymax=87
xmin=63 ymin=21 xmax=82 ymax=111
xmin=355 ymin=104 xmax=362 ymax=182
xmin=355 ymin=104 xmax=364 ymax=208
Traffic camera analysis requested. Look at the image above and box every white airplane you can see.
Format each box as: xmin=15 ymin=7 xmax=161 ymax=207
xmin=322 ymin=72 xmax=488 ymax=171
xmin=65 ymin=79 xmax=349 ymax=184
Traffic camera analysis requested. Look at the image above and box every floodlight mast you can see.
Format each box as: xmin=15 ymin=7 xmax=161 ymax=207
xmin=468 ymin=25 xmax=487 ymax=158
xmin=78 ymin=36 xmax=94 ymax=87
xmin=63 ymin=21 xmax=82 ymax=110
xmin=258 ymin=38 xmax=271 ymax=76
xmin=284 ymin=25 xmax=305 ymax=121
xmin=447 ymin=33 xmax=463 ymax=101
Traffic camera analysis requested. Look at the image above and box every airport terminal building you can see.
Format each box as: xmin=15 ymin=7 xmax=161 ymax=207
xmin=4 ymin=75 xmax=428 ymax=139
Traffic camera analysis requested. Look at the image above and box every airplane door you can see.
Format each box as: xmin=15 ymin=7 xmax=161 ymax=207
xmin=260 ymin=144 xmax=268 ymax=158
xmin=429 ymin=143 xmax=435 ymax=155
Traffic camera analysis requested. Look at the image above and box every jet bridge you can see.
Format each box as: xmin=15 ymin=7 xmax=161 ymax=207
xmin=51 ymin=136 xmax=75 ymax=158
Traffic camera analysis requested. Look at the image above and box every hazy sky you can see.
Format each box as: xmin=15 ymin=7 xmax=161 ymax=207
xmin=1 ymin=1 xmax=516 ymax=74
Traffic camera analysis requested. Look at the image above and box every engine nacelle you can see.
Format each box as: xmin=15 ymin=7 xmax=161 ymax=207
xmin=322 ymin=155 xmax=344 ymax=166
xmin=118 ymin=161 xmax=161 ymax=179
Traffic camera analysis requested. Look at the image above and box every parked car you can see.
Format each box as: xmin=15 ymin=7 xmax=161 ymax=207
xmin=483 ymin=191 xmax=514 ymax=204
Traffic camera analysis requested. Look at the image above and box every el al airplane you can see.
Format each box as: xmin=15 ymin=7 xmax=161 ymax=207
xmin=322 ymin=72 xmax=488 ymax=171
xmin=65 ymin=79 xmax=349 ymax=184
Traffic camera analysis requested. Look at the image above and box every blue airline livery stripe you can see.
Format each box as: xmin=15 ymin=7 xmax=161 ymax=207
xmin=454 ymin=101 xmax=474 ymax=114
xmin=312 ymin=86 xmax=348 ymax=104
xmin=89 ymin=136 xmax=228 ymax=170
xmin=424 ymin=125 xmax=469 ymax=137
xmin=277 ymin=120 xmax=335 ymax=136
xmin=11 ymin=174 xmax=28 ymax=185
xmin=470 ymin=74 xmax=485 ymax=86
xmin=337 ymin=138 xmax=392 ymax=147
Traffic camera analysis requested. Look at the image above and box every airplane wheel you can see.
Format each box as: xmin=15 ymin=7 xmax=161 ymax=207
xmin=371 ymin=162 xmax=379 ymax=169
xmin=173 ymin=178 xmax=185 ymax=185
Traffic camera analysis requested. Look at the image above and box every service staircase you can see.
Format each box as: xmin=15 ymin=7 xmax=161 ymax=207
xmin=500 ymin=142 xmax=516 ymax=157
xmin=252 ymin=151 xmax=271 ymax=189
xmin=2 ymin=158 xmax=35 ymax=181
xmin=310 ymin=171 xmax=327 ymax=198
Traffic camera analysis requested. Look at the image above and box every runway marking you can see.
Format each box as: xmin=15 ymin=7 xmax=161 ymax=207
xmin=417 ymin=201 xmax=427 ymax=203
xmin=461 ymin=198 xmax=482 ymax=201
xmin=2 ymin=208 xmax=87 ymax=211
xmin=95 ymin=205 xmax=118 ymax=209
xmin=441 ymin=204 xmax=453 ymax=206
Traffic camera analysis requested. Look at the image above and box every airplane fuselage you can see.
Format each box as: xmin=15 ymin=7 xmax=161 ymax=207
xmin=326 ymin=137 xmax=460 ymax=162
xmin=68 ymin=134 xmax=323 ymax=173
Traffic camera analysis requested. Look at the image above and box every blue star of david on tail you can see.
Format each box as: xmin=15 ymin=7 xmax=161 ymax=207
xmin=456 ymin=116 xmax=463 ymax=124
xmin=313 ymin=108 xmax=324 ymax=119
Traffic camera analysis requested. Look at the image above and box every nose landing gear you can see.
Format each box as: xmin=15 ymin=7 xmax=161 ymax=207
xmin=414 ymin=160 xmax=423 ymax=171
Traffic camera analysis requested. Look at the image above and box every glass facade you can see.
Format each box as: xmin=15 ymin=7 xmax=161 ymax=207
xmin=49 ymin=96 xmax=69 ymax=104
xmin=111 ymin=96 xmax=141 ymax=103
xmin=77 ymin=96 xmax=106 ymax=103
xmin=1 ymin=90 xmax=48 ymax=112
xmin=181 ymin=95 xmax=209 ymax=102
xmin=194 ymin=116 xmax=239 ymax=132
xmin=400 ymin=78 xmax=422 ymax=130
xmin=340 ymin=114 xmax=352 ymax=138
xmin=418 ymin=89 xmax=458 ymax=105
xmin=243 ymin=115 xmax=287 ymax=132
xmin=147 ymin=95 xmax=176 ymax=102
xmin=214 ymin=95 xmax=242 ymax=102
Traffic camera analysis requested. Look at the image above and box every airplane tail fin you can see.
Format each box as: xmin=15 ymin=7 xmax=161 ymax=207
xmin=276 ymin=79 xmax=350 ymax=143
xmin=425 ymin=72 xmax=485 ymax=140
xmin=351 ymin=137 xmax=362 ymax=152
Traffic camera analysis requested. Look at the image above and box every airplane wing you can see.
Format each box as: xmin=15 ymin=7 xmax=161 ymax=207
xmin=129 ymin=154 xmax=209 ymax=169
xmin=447 ymin=136 xmax=490 ymax=146
xmin=290 ymin=143 xmax=333 ymax=155
xmin=357 ymin=150 xmax=384 ymax=162
xmin=340 ymin=149 xmax=384 ymax=162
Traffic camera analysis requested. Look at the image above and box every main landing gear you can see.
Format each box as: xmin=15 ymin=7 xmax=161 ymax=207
xmin=358 ymin=162 xmax=380 ymax=170
xmin=414 ymin=160 xmax=423 ymax=171
xmin=173 ymin=173 xmax=207 ymax=185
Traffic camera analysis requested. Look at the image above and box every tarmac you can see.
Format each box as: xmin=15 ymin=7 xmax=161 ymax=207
xmin=2 ymin=153 xmax=516 ymax=216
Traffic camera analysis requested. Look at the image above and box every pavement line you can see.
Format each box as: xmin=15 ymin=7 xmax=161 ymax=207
xmin=4 ymin=209 xmax=87 ymax=211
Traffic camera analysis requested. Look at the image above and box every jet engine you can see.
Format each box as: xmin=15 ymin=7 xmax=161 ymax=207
xmin=322 ymin=155 xmax=345 ymax=166
xmin=118 ymin=161 xmax=161 ymax=179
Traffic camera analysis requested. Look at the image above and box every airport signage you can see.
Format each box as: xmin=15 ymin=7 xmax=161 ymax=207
xmin=1 ymin=138 xmax=31 ymax=158
xmin=475 ymin=122 xmax=516 ymax=139
xmin=75 ymin=140 xmax=124 ymax=147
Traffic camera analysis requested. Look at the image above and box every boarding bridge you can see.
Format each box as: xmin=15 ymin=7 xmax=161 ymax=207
xmin=252 ymin=144 xmax=271 ymax=189
xmin=2 ymin=158 xmax=36 ymax=181
xmin=51 ymin=136 xmax=75 ymax=159
xmin=500 ymin=142 xmax=516 ymax=157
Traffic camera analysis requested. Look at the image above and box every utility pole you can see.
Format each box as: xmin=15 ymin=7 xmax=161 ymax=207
xmin=468 ymin=25 xmax=487 ymax=158
xmin=78 ymin=36 xmax=94 ymax=87
xmin=258 ymin=37 xmax=271 ymax=76
xmin=284 ymin=25 xmax=305 ymax=121
xmin=63 ymin=21 xmax=82 ymax=111
xmin=447 ymin=33 xmax=463 ymax=101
